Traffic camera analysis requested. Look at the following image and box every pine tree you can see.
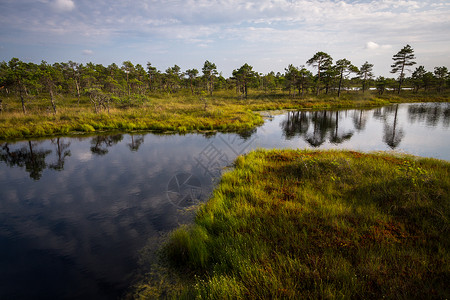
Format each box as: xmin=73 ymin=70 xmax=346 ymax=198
xmin=307 ymin=52 xmax=332 ymax=95
xmin=358 ymin=61 xmax=374 ymax=93
xmin=391 ymin=44 xmax=416 ymax=94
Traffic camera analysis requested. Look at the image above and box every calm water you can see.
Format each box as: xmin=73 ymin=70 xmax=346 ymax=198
xmin=0 ymin=102 xmax=449 ymax=299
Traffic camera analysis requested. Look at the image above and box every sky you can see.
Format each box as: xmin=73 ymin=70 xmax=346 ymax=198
xmin=0 ymin=0 xmax=449 ymax=77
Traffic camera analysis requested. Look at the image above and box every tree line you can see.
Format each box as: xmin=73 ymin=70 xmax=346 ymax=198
xmin=0 ymin=44 xmax=448 ymax=114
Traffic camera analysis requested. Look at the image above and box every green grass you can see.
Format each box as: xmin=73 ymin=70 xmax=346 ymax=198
xmin=132 ymin=150 xmax=450 ymax=299
xmin=1 ymin=90 xmax=449 ymax=141
xmin=0 ymin=98 xmax=263 ymax=140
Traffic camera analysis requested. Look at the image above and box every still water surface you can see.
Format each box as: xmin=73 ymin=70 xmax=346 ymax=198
xmin=0 ymin=102 xmax=449 ymax=299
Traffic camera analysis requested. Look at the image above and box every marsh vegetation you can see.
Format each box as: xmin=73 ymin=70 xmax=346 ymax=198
xmin=135 ymin=150 xmax=450 ymax=299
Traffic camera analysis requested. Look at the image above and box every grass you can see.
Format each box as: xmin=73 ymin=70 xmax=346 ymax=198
xmin=131 ymin=149 xmax=450 ymax=299
xmin=1 ymin=90 xmax=449 ymax=141
xmin=0 ymin=95 xmax=262 ymax=140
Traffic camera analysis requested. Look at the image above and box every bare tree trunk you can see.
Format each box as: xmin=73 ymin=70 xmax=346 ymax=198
xmin=75 ymin=79 xmax=81 ymax=105
xmin=209 ymin=75 xmax=213 ymax=96
xmin=316 ymin=64 xmax=321 ymax=96
xmin=28 ymin=141 xmax=34 ymax=161
xmin=126 ymin=72 xmax=130 ymax=96
xmin=362 ymin=74 xmax=366 ymax=93
xmin=398 ymin=63 xmax=405 ymax=94
xmin=49 ymin=88 xmax=57 ymax=115
xmin=244 ymin=81 xmax=248 ymax=99
xmin=190 ymin=79 xmax=194 ymax=95
xmin=337 ymin=73 xmax=343 ymax=97
xmin=148 ymin=75 xmax=152 ymax=92
xmin=106 ymin=98 xmax=110 ymax=114
xmin=392 ymin=104 xmax=398 ymax=140
xmin=20 ymin=88 xmax=26 ymax=114
xmin=89 ymin=94 xmax=98 ymax=113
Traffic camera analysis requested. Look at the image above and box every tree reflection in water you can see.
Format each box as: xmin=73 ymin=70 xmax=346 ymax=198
xmin=90 ymin=134 xmax=124 ymax=155
xmin=280 ymin=111 xmax=309 ymax=140
xmin=279 ymin=103 xmax=448 ymax=149
xmin=330 ymin=111 xmax=354 ymax=144
xmin=127 ymin=135 xmax=145 ymax=152
xmin=0 ymin=134 xmax=144 ymax=181
xmin=306 ymin=111 xmax=332 ymax=147
xmin=49 ymin=138 xmax=71 ymax=171
xmin=408 ymin=102 xmax=450 ymax=128
xmin=373 ymin=107 xmax=383 ymax=120
xmin=281 ymin=110 xmax=353 ymax=147
xmin=237 ymin=128 xmax=257 ymax=140
xmin=353 ymin=109 xmax=368 ymax=131
xmin=382 ymin=104 xmax=405 ymax=149
xmin=0 ymin=141 xmax=52 ymax=180
xmin=444 ymin=106 xmax=450 ymax=128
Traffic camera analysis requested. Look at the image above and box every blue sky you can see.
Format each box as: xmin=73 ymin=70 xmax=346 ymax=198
xmin=0 ymin=0 xmax=449 ymax=77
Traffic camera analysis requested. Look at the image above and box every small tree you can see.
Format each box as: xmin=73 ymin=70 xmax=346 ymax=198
xmin=133 ymin=64 xmax=146 ymax=95
xmin=202 ymin=60 xmax=218 ymax=96
xmin=286 ymin=66 xmax=312 ymax=97
xmin=434 ymin=66 xmax=448 ymax=93
xmin=284 ymin=64 xmax=299 ymax=97
xmin=185 ymin=69 xmax=199 ymax=95
xmin=233 ymin=63 xmax=257 ymax=99
xmin=375 ymin=76 xmax=387 ymax=95
xmin=40 ymin=61 xmax=61 ymax=115
xmin=335 ymin=59 xmax=357 ymax=97
xmin=297 ymin=67 xmax=312 ymax=97
xmin=358 ymin=61 xmax=374 ymax=93
xmin=0 ymin=61 xmax=8 ymax=94
xmin=306 ymin=52 xmax=332 ymax=95
xmin=8 ymin=58 xmax=29 ymax=114
xmin=85 ymin=88 xmax=111 ymax=113
xmin=122 ymin=61 xmax=134 ymax=96
xmin=411 ymin=66 xmax=426 ymax=92
xmin=423 ymin=72 xmax=436 ymax=91
xmin=68 ymin=61 xmax=82 ymax=104
xmin=391 ymin=44 xmax=416 ymax=94
xmin=146 ymin=62 xmax=158 ymax=92
xmin=164 ymin=65 xmax=181 ymax=93
xmin=82 ymin=63 xmax=98 ymax=91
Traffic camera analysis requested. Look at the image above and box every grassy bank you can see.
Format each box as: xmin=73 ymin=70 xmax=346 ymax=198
xmin=1 ymin=90 xmax=449 ymax=141
xmin=133 ymin=150 xmax=450 ymax=299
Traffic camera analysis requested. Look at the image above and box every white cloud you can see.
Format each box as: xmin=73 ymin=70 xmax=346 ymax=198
xmin=53 ymin=0 xmax=75 ymax=12
xmin=82 ymin=49 xmax=93 ymax=55
xmin=366 ymin=41 xmax=392 ymax=51
xmin=366 ymin=41 xmax=380 ymax=50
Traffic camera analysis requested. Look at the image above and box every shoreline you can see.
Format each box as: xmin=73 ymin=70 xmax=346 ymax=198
xmin=1 ymin=92 xmax=448 ymax=142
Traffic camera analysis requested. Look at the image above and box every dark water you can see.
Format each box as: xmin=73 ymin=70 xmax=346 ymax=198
xmin=0 ymin=102 xmax=448 ymax=299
